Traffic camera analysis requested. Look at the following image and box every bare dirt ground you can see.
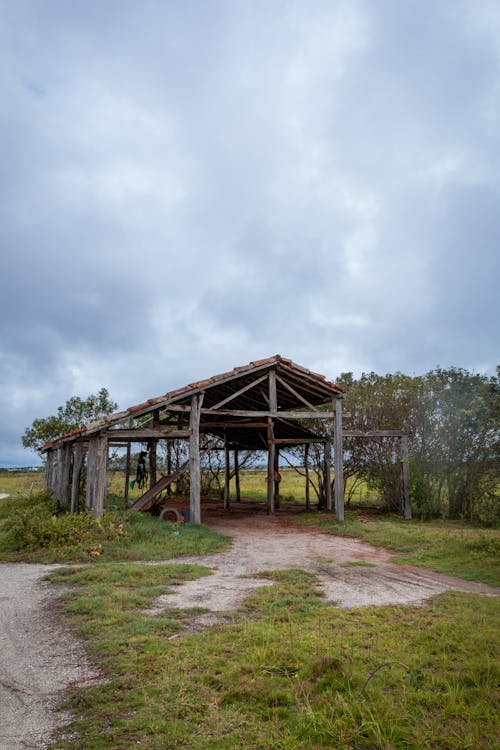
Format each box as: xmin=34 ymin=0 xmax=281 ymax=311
xmin=1 ymin=513 xmax=498 ymax=750
xmin=146 ymin=514 xmax=498 ymax=613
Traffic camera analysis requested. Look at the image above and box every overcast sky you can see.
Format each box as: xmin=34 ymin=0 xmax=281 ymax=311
xmin=1 ymin=0 xmax=499 ymax=466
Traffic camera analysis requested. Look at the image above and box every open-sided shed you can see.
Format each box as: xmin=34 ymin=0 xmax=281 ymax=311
xmin=41 ymin=355 xmax=411 ymax=522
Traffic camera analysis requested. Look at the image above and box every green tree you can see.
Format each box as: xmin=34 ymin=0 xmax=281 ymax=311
xmin=22 ymin=388 xmax=118 ymax=453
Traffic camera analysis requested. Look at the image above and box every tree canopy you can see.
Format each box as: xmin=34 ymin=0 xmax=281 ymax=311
xmin=22 ymin=388 xmax=118 ymax=453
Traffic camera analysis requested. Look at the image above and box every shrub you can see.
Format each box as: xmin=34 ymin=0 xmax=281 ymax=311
xmin=2 ymin=491 xmax=126 ymax=557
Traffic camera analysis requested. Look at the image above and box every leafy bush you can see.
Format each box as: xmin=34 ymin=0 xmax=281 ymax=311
xmin=2 ymin=491 xmax=126 ymax=558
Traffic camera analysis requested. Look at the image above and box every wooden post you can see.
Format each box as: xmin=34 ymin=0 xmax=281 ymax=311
xmin=334 ymin=397 xmax=344 ymax=521
xmin=189 ymin=393 xmax=204 ymax=524
xmin=274 ymin=448 xmax=280 ymax=510
xmin=400 ymin=435 xmax=412 ymax=520
xmin=325 ymin=440 xmax=332 ymax=511
xmin=304 ymin=444 xmax=310 ymax=510
xmin=234 ymin=449 xmax=241 ymax=502
xmin=124 ymin=443 xmax=131 ymax=508
xmin=86 ymin=435 xmax=108 ymax=518
xmin=166 ymin=440 xmax=172 ymax=495
xmin=149 ymin=439 xmax=157 ymax=490
xmin=267 ymin=418 xmax=275 ymax=514
xmin=71 ymin=444 xmax=85 ymax=513
xmin=224 ymin=434 xmax=230 ymax=511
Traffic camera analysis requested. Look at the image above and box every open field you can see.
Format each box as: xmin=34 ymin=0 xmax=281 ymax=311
xmin=44 ymin=564 xmax=499 ymax=750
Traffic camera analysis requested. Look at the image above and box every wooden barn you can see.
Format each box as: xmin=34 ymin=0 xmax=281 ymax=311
xmin=41 ymin=355 xmax=411 ymax=522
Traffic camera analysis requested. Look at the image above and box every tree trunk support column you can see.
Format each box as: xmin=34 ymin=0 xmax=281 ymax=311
xmin=267 ymin=369 xmax=278 ymax=515
xmin=304 ymin=444 xmax=310 ymax=510
xmin=71 ymin=444 xmax=86 ymax=513
xmin=334 ymin=397 xmax=344 ymax=521
xmin=86 ymin=435 xmax=108 ymax=518
xmin=400 ymin=434 xmax=412 ymax=520
xmin=189 ymin=393 xmax=204 ymax=524
xmin=274 ymin=448 xmax=280 ymax=510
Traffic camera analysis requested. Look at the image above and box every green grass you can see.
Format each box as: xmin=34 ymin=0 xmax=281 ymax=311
xmin=46 ymin=563 xmax=500 ymax=750
xmin=292 ymin=512 xmax=500 ymax=586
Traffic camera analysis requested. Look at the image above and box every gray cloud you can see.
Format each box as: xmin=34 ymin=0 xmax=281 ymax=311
xmin=1 ymin=0 xmax=498 ymax=465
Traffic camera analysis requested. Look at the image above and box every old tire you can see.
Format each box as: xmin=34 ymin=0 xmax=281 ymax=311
xmin=159 ymin=507 xmax=181 ymax=523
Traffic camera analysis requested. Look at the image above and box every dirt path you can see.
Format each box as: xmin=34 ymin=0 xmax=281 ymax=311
xmin=0 ymin=517 xmax=497 ymax=749
xmin=146 ymin=516 xmax=498 ymax=613
xmin=0 ymin=563 xmax=100 ymax=750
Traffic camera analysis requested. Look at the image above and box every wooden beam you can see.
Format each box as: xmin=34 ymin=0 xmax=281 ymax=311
xmin=276 ymin=374 xmax=321 ymax=412
xmin=167 ymin=405 xmax=335 ymax=419
xmin=210 ymin=374 xmax=268 ymax=410
xmin=200 ymin=421 xmax=268 ymax=430
xmin=124 ymin=442 xmax=131 ymax=508
xmin=272 ymin=438 xmax=324 ymax=445
xmin=343 ymin=429 xmax=404 ymax=438
xmin=106 ymin=429 xmax=191 ymax=440
xmin=269 ymin=369 xmax=278 ymax=415
xmin=189 ymin=393 xmax=204 ymax=524
xmin=400 ymin=435 xmax=412 ymax=520
xmin=71 ymin=444 xmax=85 ymax=513
xmin=334 ymin=398 xmax=344 ymax=522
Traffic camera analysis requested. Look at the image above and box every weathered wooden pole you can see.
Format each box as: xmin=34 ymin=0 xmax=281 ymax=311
xmin=324 ymin=440 xmax=332 ymax=511
xmin=234 ymin=449 xmax=241 ymax=502
xmin=124 ymin=442 xmax=131 ymax=508
xmin=149 ymin=439 xmax=157 ymax=490
xmin=166 ymin=440 xmax=172 ymax=495
xmin=274 ymin=447 xmax=280 ymax=510
xmin=189 ymin=393 xmax=204 ymax=524
xmin=400 ymin=434 xmax=412 ymax=520
xmin=70 ymin=444 xmax=85 ymax=513
xmin=304 ymin=444 xmax=310 ymax=510
xmin=224 ymin=434 xmax=231 ymax=511
xmin=86 ymin=435 xmax=108 ymax=518
xmin=267 ymin=369 xmax=278 ymax=515
xmin=334 ymin=397 xmax=344 ymax=521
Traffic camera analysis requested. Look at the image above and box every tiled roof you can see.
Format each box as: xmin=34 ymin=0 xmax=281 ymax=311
xmin=41 ymin=355 xmax=345 ymax=450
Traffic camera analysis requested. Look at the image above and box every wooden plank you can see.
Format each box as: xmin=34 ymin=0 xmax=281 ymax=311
xmin=44 ymin=450 xmax=55 ymax=493
xmin=71 ymin=444 xmax=85 ymax=513
xmin=325 ymin=440 xmax=332 ymax=511
xmin=200 ymin=421 xmax=268 ymax=430
xmin=189 ymin=393 xmax=204 ymax=524
xmin=210 ymin=374 xmax=268 ymax=410
xmin=272 ymin=438 xmax=324 ymax=445
xmin=400 ymin=435 xmax=412 ymax=520
xmin=127 ymin=467 xmax=188 ymax=513
xmin=334 ymin=398 xmax=344 ymax=521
